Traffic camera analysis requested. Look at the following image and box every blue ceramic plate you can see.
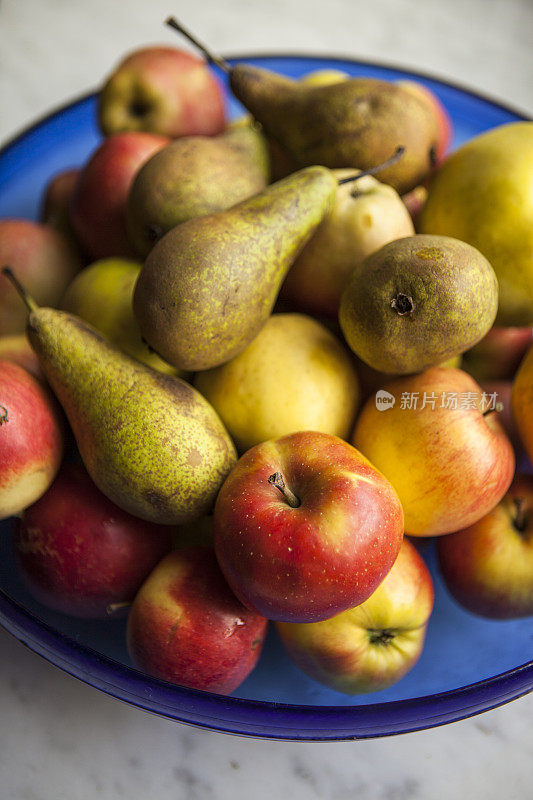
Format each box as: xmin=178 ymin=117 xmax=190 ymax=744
xmin=0 ymin=55 xmax=532 ymax=741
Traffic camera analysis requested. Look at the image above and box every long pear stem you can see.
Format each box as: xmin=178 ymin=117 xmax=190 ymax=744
xmin=337 ymin=146 xmax=406 ymax=186
xmin=165 ymin=17 xmax=230 ymax=73
xmin=2 ymin=266 xmax=38 ymax=312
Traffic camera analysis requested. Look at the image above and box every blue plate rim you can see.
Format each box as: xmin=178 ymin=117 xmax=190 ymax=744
xmin=0 ymin=52 xmax=530 ymax=156
xmin=0 ymin=53 xmax=531 ymax=740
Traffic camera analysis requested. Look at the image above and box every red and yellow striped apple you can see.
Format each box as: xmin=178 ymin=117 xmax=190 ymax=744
xmin=353 ymin=367 xmax=515 ymax=536
xmin=213 ymin=431 xmax=404 ymax=623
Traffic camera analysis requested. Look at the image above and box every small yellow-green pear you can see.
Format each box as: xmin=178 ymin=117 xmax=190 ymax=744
xmin=61 ymin=258 xmax=187 ymax=378
xmin=194 ymin=313 xmax=360 ymax=452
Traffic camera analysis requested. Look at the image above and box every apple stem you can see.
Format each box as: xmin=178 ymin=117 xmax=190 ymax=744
xmin=268 ymin=472 xmax=301 ymax=508
xmin=106 ymin=601 xmax=132 ymax=616
xmin=512 ymin=497 xmax=528 ymax=534
xmin=2 ymin=266 xmax=38 ymax=312
xmin=165 ymin=17 xmax=231 ymax=74
xmin=337 ymin=146 xmax=405 ymax=188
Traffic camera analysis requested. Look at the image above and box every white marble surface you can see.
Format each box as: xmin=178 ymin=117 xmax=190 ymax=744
xmin=1 ymin=1 xmax=533 ymax=798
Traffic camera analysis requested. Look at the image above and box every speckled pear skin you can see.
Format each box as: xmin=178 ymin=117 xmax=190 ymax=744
xmin=338 ymin=234 xmax=499 ymax=375
xmin=126 ymin=124 xmax=270 ymax=257
xmin=133 ymin=166 xmax=338 ymax=372
xmin=229 ymin=66 xmax=439 ymax=195
xmin=25 ymin=308 xmax=237 ymax=524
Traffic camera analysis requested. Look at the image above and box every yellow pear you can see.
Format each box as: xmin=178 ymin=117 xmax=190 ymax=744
xmin=194 ymin=313 xmax=360 ymax=452
xmin=419 ymin=122 xmax=533 ymax=325
xmin=61 ymin=258 xmax=187 ymax=378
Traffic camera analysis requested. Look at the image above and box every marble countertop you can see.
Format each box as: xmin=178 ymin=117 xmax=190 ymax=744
xmin=1 ymin=0 xmax=533 ymax=798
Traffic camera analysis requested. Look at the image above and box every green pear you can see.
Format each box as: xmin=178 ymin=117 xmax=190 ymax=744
xmin=339 ymin=234 xmax=498 ymax=374
xmin=60 ymin=258 xmax=187 ymax=378
xmin=194 ymin=313 xmax=360 ymax=452
xmin=5 ymin=269 xmax=237 ymax=525
xmin=229 ymin=66 xmax=439 ymax=194
xmin=126 ymin=125 xmax=269 ymax=256
xmin=133 ymin=166 xmax=339 ymax=372
xmin=419 ymin=121 xmax=533 ymax=325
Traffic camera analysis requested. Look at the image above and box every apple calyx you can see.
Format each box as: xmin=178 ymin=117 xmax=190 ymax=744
xmin=512 ymin=497 xmax=529 ymax=535
xmin=268 ymin=471 xmax=301 ymax=508
xmin=367 ymin=628 xmax=396 ymax=646
xmin=391 ymin=293 xmax=415 ymax=316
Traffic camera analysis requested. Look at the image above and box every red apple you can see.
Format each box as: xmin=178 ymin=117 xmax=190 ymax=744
xmin=70 ymin=131 xmax=169 ymax=260
xmin=127 ymin=547 xmax=268 ymax=694
xmin=0 ymin=360 xmax=63 ymax=520
xmin=213 ymin=431 xmax=404 ymax=623
xmin=398 ymin=80 xmax=453 ymax=164
xmin=352 ymin=367 xmax=515 ymax=536
xmin=0 ymin=334 xmax=43 ymax=381
xmin=463 ymin=326 xmax=533 ymax=382
xmin=276 ymin=538 xmax=434 ymax=694
xmin=0 ymin=219 xmax=82 ymax=335
xmin=13 ymin=463 xmax=173 ymax=618
xmin=41 ymin=168 xmax=81 ymax=239
xmin=98 ymin=46 xmax=226 ymax=139
xmin=401 ymin=184 xmax=428 ymax=229
xmin=437 ymin=474 xmax=533 ymax=618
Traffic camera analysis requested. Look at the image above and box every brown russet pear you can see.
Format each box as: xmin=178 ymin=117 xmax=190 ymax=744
xmin=3 ymin=268 xmax=237 ymax=525
xmin=165 ymin=17 xmax=438 ymax=195
xmin=229 ymin=68 xmax=438 ymax=194
xmin=339 ymin=235 xmax=499 ymax=374
xmin=133 ymin=166 xmax=339 ymax=372
xmin=127 ymin=124 xmax=269 ymax=257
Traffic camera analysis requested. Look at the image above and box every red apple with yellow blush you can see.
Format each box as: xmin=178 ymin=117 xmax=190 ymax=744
xmin=98 ymin=46 xmax=226 ymax=139
xmin=437 ymin=475 xmax=533 ymax=619
xmin=213 ymin=431 xmax=404 ymax=623
xmin=70 ymin=131 xmax=169 ymax=260
xmin=14 ymin=463 xmax=173 ymax=618
xmin=127 ymin=547 xmax=268 ymax=694
xmin=0 ymin=360 xmax=63 ymax=520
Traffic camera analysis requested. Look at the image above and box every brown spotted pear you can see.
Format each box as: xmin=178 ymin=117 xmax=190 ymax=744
xmin=338 ymin=234 xmax=499 ymax=374
xmin=3 ymin=268 xmax=237 ymax=525
xmin=133 ymin=166 xmax=338 ymax=372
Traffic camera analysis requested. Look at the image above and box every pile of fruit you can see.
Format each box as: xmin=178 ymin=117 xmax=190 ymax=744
xmin=1 ymin=18 xmax=533 ymax=698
